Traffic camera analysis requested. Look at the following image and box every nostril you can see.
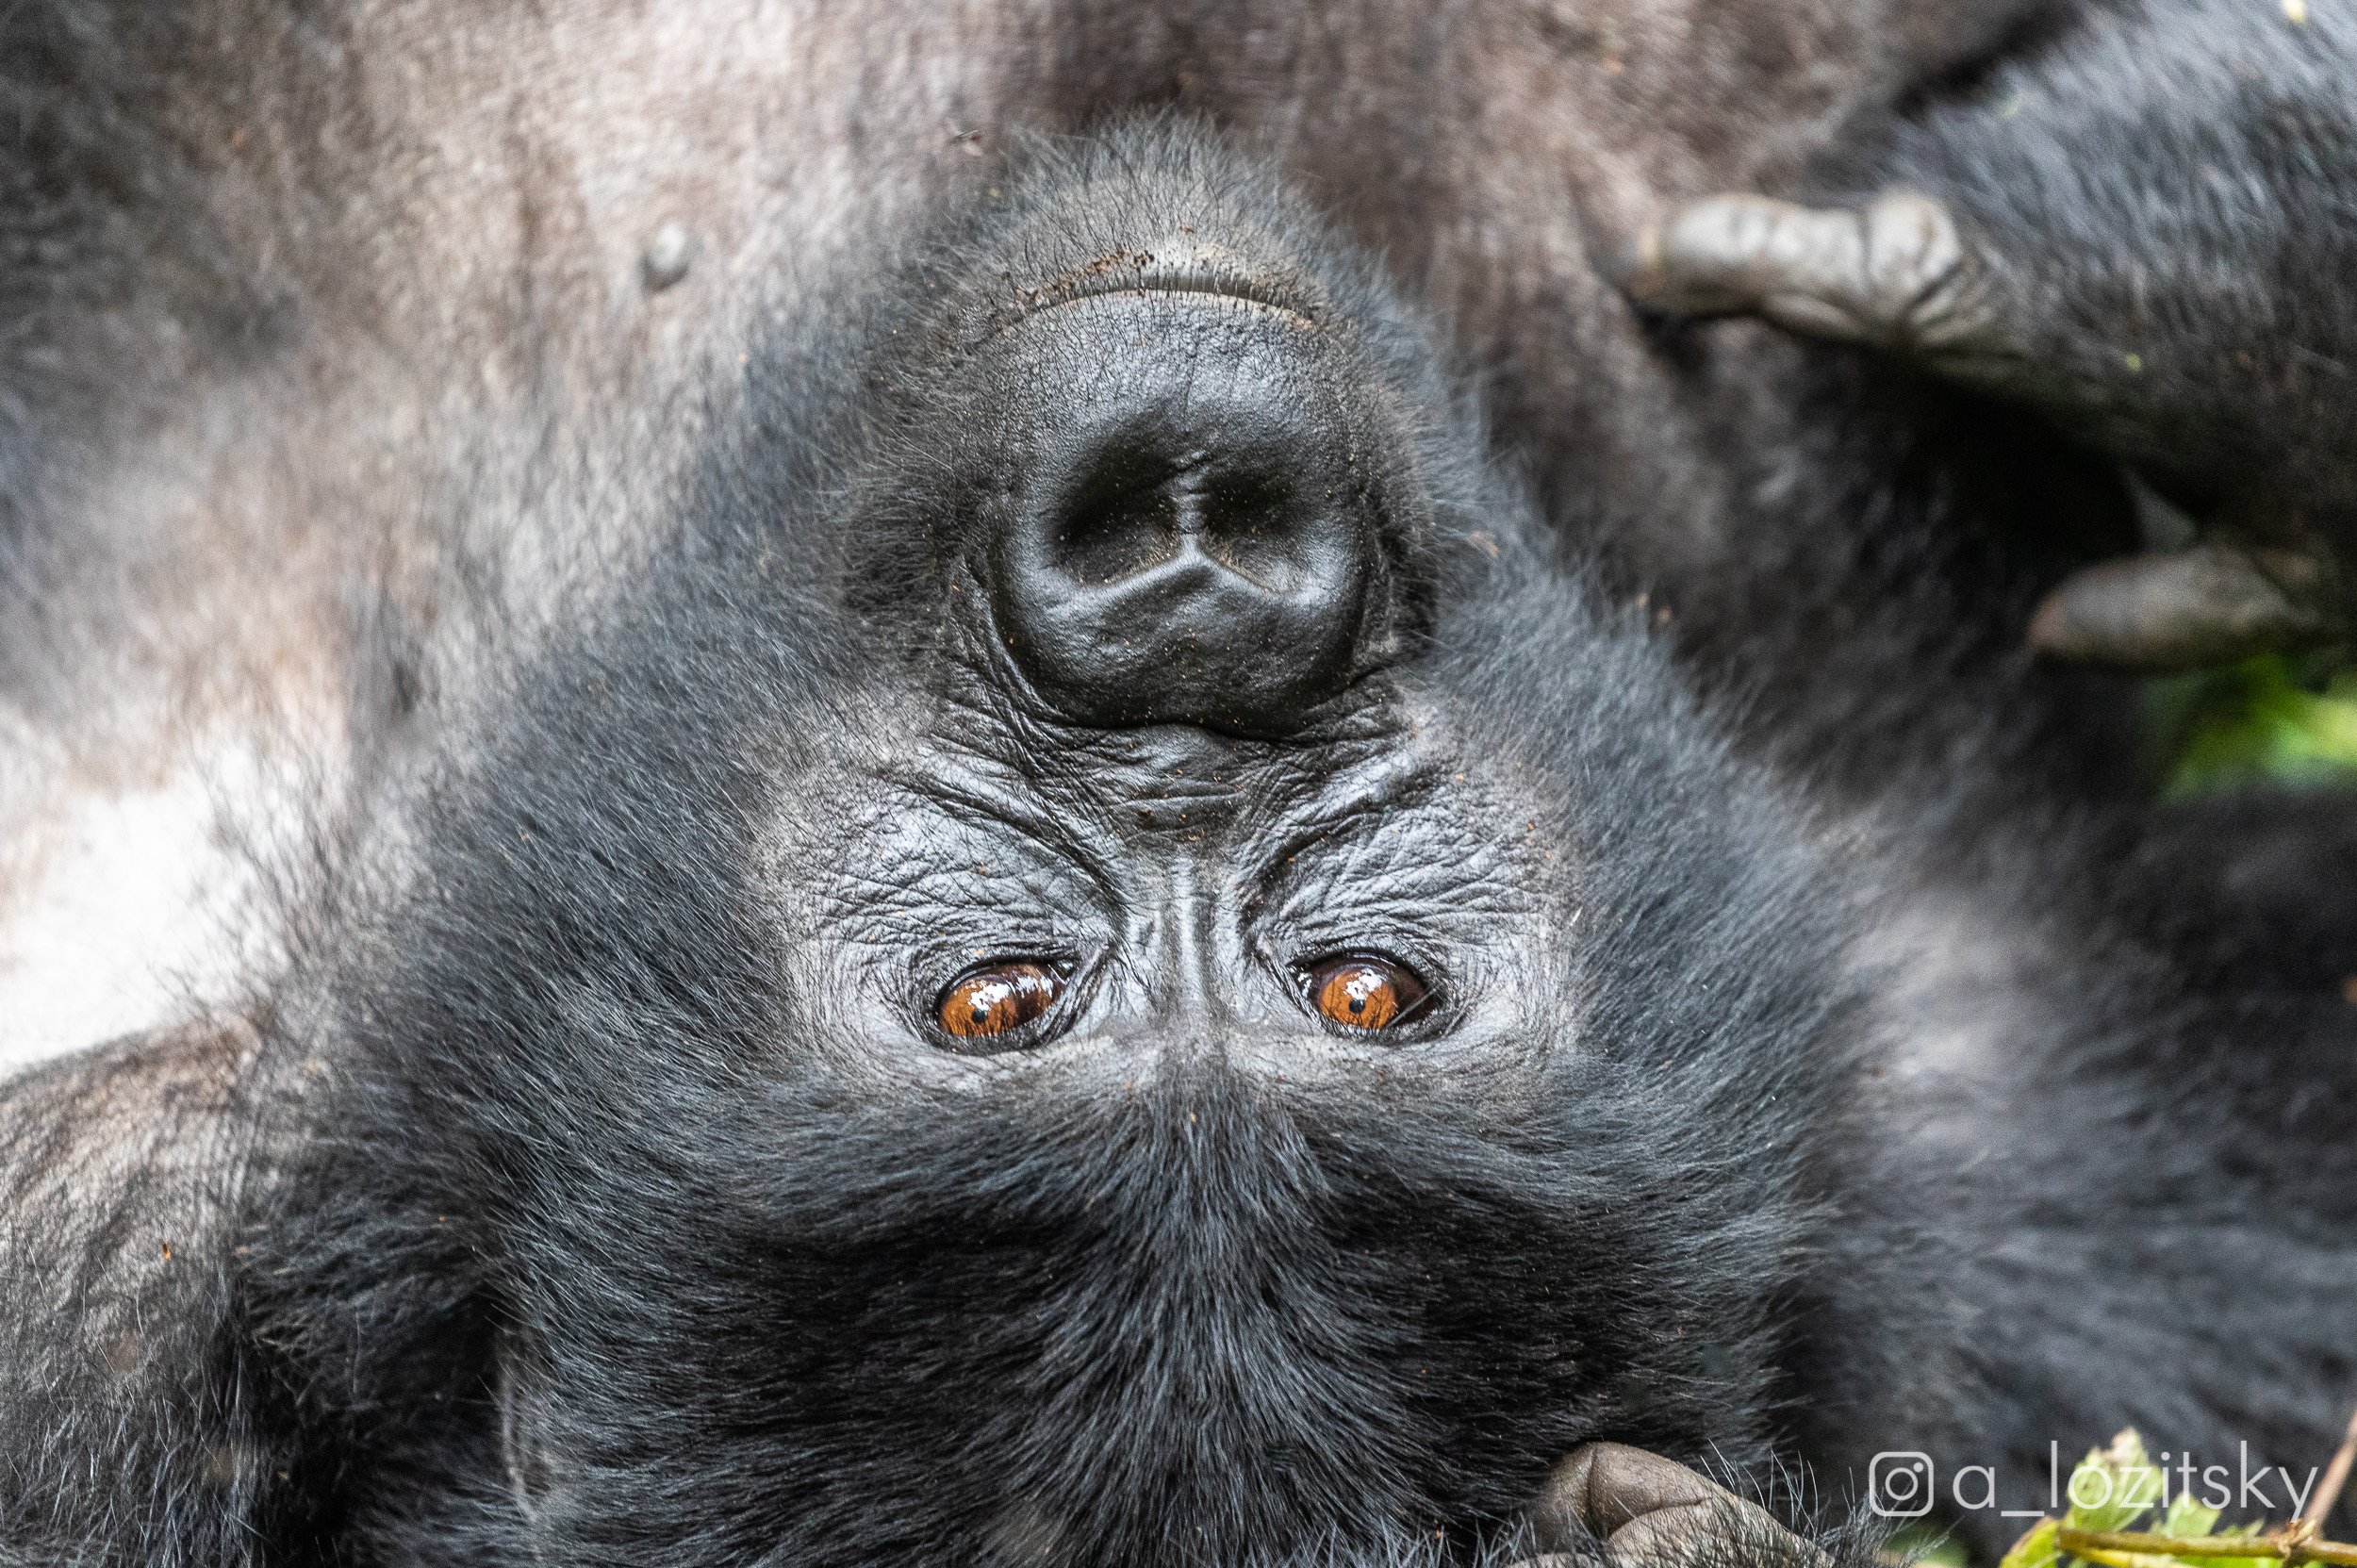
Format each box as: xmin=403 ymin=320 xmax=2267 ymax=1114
xmin=1050 ymin=451 xmax=1315 ymax=597
xmin=1196 ymin=468 xmax=1308 ymax=594
xmin=994 ymin=414 xmax=1380 ymax=735
xmin=1050 ymin=450 xmax=1185 ymax=587
xmin=970 ymin=288 xmax=1419 ymax=737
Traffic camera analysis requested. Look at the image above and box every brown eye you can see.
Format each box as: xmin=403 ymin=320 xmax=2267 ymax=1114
xmin=936 ymin=961 xmax=1063 ymax=1042
xmin=1305 ymin=953 xmax=1430 ymax=1032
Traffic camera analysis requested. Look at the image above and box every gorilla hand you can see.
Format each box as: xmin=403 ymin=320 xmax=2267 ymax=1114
xmin=1513 ymin=1444 xmax=1838 ymax=1568
xmin=1616 ymin=191 xmax=1998 ymax=368
xmin=1617 ymin=188 xmax=2347 ymax=672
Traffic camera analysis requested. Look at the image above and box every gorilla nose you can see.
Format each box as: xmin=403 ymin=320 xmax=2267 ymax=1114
xmin=977 ymin=286 xmax=1408 ymax=736
xmin=994 ymin=409 xmax=1373 ymax=734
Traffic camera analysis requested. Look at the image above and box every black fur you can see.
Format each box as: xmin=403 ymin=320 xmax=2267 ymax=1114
xmin=3 ymin=5 xmax=2355 ymax=1567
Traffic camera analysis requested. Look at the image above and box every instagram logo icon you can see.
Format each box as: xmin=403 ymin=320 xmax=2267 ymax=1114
xmin=1869 ymin=1452 xmax=1937 ymax=1518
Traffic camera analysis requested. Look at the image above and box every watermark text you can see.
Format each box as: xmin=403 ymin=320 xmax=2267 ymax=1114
xmin=1867 ymin=1444 xmax=2319 ymax=1521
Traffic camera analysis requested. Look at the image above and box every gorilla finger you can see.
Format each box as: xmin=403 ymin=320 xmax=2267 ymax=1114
xmin=1530 ymin=1443 xmax=1723 ymax=1540
xmin=1525 ymin=1443 xmax=1828 ymax=1568
xmin=2027 ymin=544 xmax=2336 ymax=670
xmin=1619 ymin=191 xmax=2000 ymax=360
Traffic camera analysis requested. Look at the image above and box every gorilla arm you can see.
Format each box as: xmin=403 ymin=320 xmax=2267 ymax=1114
xmin=1617 ymin=0 xmax=2357 ymax=671
xmin=0 ymin=1022 xmax=273 ymax=1564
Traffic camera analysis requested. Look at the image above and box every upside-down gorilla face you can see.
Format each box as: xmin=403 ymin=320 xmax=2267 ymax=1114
xmin=280 ymin=133 xmax=1857 ymax=1566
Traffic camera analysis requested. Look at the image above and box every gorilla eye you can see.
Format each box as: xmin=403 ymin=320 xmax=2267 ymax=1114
xmin=936 ymin=961 xmax=1064 ymax=1044
xmin=1303 ymin=953 xmax=1431 ymax=1032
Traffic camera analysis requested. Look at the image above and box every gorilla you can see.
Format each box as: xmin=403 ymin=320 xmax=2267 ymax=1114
xmin=4 ymin=1 xmax=2356 ymax=1564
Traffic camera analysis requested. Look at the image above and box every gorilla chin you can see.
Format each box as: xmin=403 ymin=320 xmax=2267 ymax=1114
xmin=482 ymin=1057 xmax=1766 ymax=1564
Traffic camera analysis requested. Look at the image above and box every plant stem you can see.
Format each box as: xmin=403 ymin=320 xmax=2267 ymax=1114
xmin=2056 ymin=1530 xmax=2357 ymax=1567
xmin=2299 ymin=1406 xmax=2357 ymax=1534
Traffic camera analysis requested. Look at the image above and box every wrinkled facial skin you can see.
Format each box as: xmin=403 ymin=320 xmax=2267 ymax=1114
xmin=786 ymin=711 xmax=1545 ymax=1081
xmin=282 ymin=134 xmax=1848 ymax=1568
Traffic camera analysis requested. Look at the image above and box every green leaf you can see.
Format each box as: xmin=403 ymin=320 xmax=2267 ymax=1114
xmin=2067 ymin=1430 xmax=2166 ymax=1536
xmin=2157 ymin=1492 xmax=2221 ymax=1541
xmin=2151 ymin=655 xmax=2357 ymax=799
xmin=2000 ymin=1516 xmax=2061 ymax=1568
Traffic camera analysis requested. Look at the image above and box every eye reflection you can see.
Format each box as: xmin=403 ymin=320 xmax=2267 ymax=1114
xmin=936 ymin=961 xmax=1063 ymax=1043
xmin=1303 ymin=953 xmax=1430 ymax=1032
